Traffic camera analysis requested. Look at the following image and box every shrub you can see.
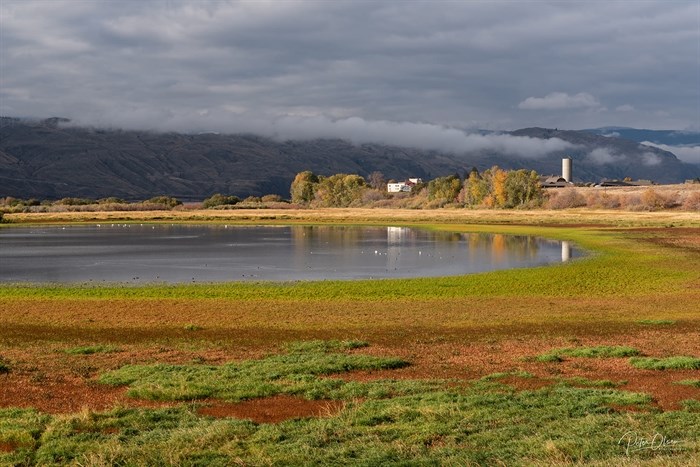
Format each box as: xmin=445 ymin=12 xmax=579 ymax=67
xmin=55 ymin=197 xmax=94 ymax=206
xmin=202 ymin=193 xmax=240 ymax=209
xmin=0 ymin=359 xmax=9 ymax=373
xmin=146 ymin=196 xmax=182 ymax=208
xmin=585 ymin=192 xmax=621 ymax=209
xmin=362 ymin=189 xmax=387 ymax=204
xmin=546 ymin=189 xmax=586 ymax=209
xmin=620 ymin=194 xmax=642 ymax=211
xmin=261 ymin=194 xmax=283 ymax=203
xmin=639 ymin=188 xmax=676 ymax=211
xmin=97 ymin=197 xmax=126 ymax=204
xmin=682 ymin=191 xmax=700 ymax=211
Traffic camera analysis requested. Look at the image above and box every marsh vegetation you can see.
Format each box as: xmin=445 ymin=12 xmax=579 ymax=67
xmin=0 ymin=210 xmax=698 ymax=465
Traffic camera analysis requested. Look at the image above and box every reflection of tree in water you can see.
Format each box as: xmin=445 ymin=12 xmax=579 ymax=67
xmin=506 ymin=235 xmax=540 ymax=261
xmin=432 ymin=231 xmax=464 ymax=243
xmin=463 ymin=233 xmax=539 ymax=262
xmin=290 ymin=225 xmax=379 ymax=249
xmin=289 ymin=227 xmax=545 ymax=268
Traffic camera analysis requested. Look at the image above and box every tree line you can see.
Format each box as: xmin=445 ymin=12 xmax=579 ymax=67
xmin=290 ymin=167 xmax=545 ymax=208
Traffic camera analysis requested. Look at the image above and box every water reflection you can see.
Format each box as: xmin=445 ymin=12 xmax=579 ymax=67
xmin=562 ymin=241 xmax=572 ymax=262
xmin=0 ymin=225 xmax=583 ymax=284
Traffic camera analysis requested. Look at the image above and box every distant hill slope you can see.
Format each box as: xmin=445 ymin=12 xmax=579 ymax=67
xmin=1 ymin=118 xmax=698 ymax=200
xmin=507 ymin=127 xmax=698 ymax=184
xmin=584 ymin=127 xmax=700 ymax=146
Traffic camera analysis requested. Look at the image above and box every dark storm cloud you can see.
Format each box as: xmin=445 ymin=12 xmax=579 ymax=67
xmin=1 ymin=0 xmax=698 ymax=155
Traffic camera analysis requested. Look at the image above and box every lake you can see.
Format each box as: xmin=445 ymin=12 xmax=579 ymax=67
xmin=0 ymin=224 xmax=582 ymax=283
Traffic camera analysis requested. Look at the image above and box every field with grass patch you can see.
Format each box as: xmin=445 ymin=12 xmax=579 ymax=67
xmin=1 ymin=209 xmax=699 ymax=465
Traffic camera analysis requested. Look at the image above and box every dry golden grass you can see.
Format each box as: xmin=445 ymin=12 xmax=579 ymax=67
xmin=4 ymin=205 xmax=700 ymax=227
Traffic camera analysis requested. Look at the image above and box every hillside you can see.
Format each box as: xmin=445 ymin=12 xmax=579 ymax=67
xmin=1 ymin=118 xmax=697 ymax=200
xmin=584 ymin=127 xmax=700 ymax=146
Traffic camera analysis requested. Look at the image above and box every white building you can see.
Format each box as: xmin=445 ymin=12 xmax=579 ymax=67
xmin=387 ymin=178 xmax=422 ymax=193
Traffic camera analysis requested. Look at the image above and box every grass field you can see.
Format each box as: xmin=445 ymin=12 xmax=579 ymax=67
xmin=1 ymin=209 xmax=699 ymax=465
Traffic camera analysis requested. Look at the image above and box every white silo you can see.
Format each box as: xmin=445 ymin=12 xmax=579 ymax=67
xmin=562 ymin=157 xmax=572 ymax=182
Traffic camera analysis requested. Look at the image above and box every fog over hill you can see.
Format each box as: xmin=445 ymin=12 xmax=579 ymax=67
xmin=0 ymin=118 xmax=697 ymax=201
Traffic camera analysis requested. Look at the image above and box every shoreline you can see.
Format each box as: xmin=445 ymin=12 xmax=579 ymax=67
xmin=3 ymin=206 xmax=699 ymax=228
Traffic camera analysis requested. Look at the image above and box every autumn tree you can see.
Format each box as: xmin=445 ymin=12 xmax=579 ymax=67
xmin=427 ymin=175 xmax=462 ymax=204
xmin=314 ymin=174 xmax=367 ymax=207
xmin=290 ymin=171 xmax=319 ymax=204
xmin=503 ymin=169 xmax=544 ymax=208
xmin=367 ymin=171 xmax=387 ymax=190
xmin=490 ymin=167 xmax=508 ymax=208
xmin=461 ymin=169 xmax=489 ymax=206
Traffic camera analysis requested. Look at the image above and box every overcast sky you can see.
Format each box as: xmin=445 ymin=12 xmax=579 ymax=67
xmin=2 ymin=0 xmax=699 ymax=143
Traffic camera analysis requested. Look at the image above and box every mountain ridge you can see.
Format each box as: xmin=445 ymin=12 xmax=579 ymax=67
xmin=1 ymin=118 xmax=697 ymax=200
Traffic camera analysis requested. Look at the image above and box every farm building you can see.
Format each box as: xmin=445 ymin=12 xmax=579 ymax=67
xmin=387 ymin=178 xmax=422 ymax=193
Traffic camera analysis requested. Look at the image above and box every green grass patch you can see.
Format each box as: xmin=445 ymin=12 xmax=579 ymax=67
xmin=479 ymin=371 xmax=534 ymax=381
xmin=636 ymin=319 xmax=676 ymax=325
xmin=4 ymin=344 xmax=700 ymax=465
xmin=675 ymin=380 xmax=700 ymax=388
xmin=535 ymin=353 xmax=563 ymax=363
xmin=64 ymin=345 xmax=121 ymax=355
xmin=682 ymin=400 xmax=700 ymax=412
xmin=0 ymin=408 xmax=51 ymax=465
xmin=536 ymin=346 xmax=641 ymax=362
xmin=99 ymin=342 xmax=408 ymax=402
xmin=630 ymin=356 xmax=700 ymax=370
xmin=558 ymin=377 xmax=626 ymax=388
xmin=284 ymin=339 xmax=369 ymax=353
xmin=5 ymin=380 xmax=689 ymax=466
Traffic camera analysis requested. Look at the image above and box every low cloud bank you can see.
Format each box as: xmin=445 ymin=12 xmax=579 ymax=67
xmin=586 ymin=148 xmax=626 ymax=165
xmin=518 ymin=92 xmax=601 ymax=110
xmin=66 ymin=114 xmax=574 ymax=159
xmin=270 ymin=116 xmax=573 ymax=158
xmin=641 ymin=141 xmax=700 ymax=165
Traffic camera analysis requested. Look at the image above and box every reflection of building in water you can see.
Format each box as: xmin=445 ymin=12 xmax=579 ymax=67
xmin=387 ymin=226 xmax=407 ymax=245
xmin=561 ymin=241 xmax=571 ymax=262
xmin=386 ymin=227 xmax=410 ymax=269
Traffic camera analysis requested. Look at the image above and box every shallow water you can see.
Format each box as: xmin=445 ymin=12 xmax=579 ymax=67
xmin=0 ymin=224 xmax=582 ymax=283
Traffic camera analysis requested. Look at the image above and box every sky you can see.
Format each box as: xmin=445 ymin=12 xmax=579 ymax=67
xmin=1 ymin=0 xmax=699 ymax=157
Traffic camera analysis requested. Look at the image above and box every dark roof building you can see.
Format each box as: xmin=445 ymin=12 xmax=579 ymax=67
xmin=540 ymin=176 xmax=573 ymax=188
